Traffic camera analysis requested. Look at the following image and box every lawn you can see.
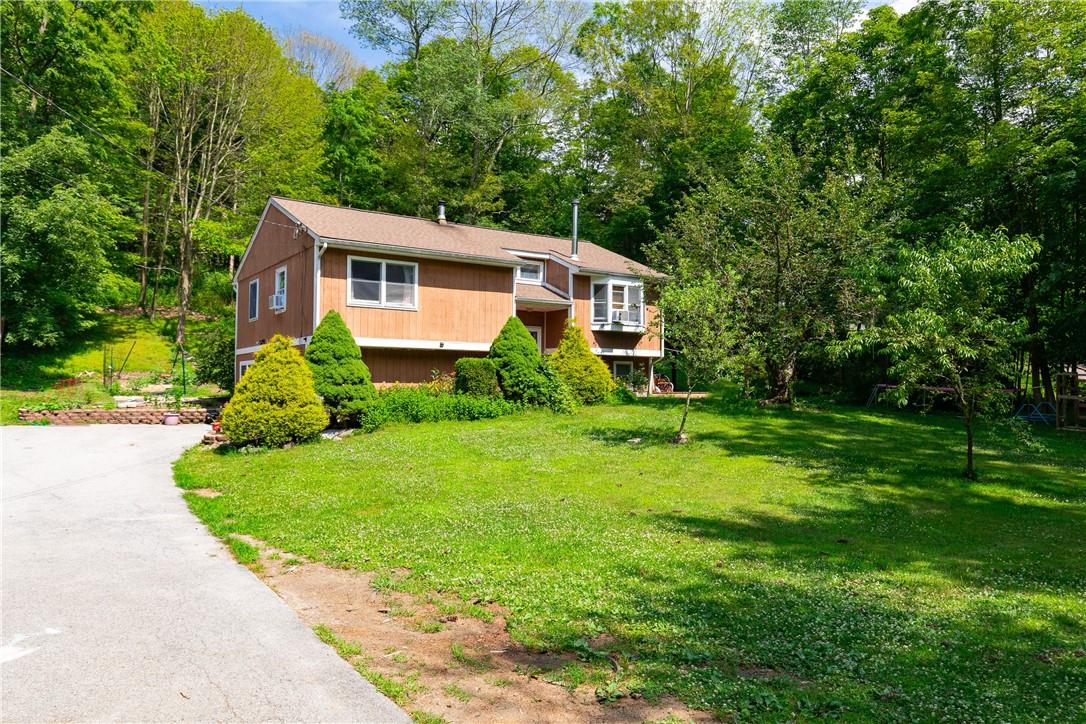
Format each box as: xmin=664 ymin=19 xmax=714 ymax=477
xmin=174 ymin=398 xmax=1086 ymax=721
xmin=1 ymin=312 xmax=221 ymax=423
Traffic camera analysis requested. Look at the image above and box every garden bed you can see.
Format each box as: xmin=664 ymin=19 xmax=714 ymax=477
xmin=19 ymin=407 xmax=213 ymax=424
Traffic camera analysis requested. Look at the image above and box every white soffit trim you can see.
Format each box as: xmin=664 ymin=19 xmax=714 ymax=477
xmin=591 ymin=347 xmax=661 ymax=358
xmin=354 ymin=337 xmax=491 ymax=352
xmin=235 ymin=336 xmax=310 ymax=355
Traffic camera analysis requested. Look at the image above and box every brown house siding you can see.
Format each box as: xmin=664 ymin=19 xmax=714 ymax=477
xmin=571 ymin=276 xmax=661 ymax=355
xmin=545 ymin=259 xmax=570 ymax=294
xmin=363 ymin=348 xmax=484 ymax=385
xmin=236 ymin=205 xmax=314 ymax=352
xmin=320 ymin=249 xmax=514 ymax=344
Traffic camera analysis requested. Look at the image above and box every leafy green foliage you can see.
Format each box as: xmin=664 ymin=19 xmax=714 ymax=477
xmin=305 ymin=310 xmax=376 ymax=426
xmin=488 ymin=317 xmax=574 ymax=413
xmin=221 ymin=335 xmax=328 ymax=447
xmin=549 ymin=322 xmax=614 ymax=404
xmin=453 ymin=357 xmax=500 ymax=398
xmin=650 ymin=140 xmax=890 ymax=404
xmin=362 ymin=386 xmax=518 ymax=432
xmin=177 ymin=400 xmax=1086 ymax=721
xmin=838 ymin=225 xmax=1038 ymax=478
xmin=1 ymin=128 xmax=137 ymax=347
xmin=191 ymin=319 xmax=236 ymax=393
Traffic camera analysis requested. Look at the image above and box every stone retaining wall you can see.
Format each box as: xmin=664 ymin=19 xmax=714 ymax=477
xmin=18 ymin=407 xmax=212 ymax=425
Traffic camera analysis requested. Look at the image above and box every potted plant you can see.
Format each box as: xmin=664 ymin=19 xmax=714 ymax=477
xmin=163 ymin=383 xmax=183 ymax=425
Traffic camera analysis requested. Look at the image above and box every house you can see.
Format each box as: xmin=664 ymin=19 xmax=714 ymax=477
xmin=234 ymin=197 xmax=664 ymax=386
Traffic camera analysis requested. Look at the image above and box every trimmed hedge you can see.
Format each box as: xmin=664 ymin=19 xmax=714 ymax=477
xmin=549 ymin=321 xmax=615 ymax=404
xmin=488 ymin=316 xmax=575 ymax=413
xmin=305 ymin=310 xmax=376 ymax=425
xmin=362 ymin=386 xmax=518 ymax=432
xmin=221 ymin=335 xmax=328 ymax=447
xmin=454 ymin=357 xmax=500 ymax=397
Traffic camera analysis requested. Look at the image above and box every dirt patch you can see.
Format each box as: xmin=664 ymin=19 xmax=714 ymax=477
xmin=240 ymin=541 xmax=713 ymax=723
xmin=190 ymin=488 xmax=222 ymax=498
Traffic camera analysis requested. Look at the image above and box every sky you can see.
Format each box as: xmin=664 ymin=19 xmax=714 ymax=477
xmin=194 ymin=0 xmax=922 ymax=74
xmin=193 ymin=0 xmax=392 ymax=68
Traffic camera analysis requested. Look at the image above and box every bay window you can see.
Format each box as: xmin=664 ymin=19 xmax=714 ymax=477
xmin=591 ymin=279 xmax=643 ymax=326
xmin=348 ymin=256 xmax=418 ymax=309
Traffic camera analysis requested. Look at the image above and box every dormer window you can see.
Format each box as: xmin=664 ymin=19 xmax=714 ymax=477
xmin=516 ymin=261 xmax=543 ymax=284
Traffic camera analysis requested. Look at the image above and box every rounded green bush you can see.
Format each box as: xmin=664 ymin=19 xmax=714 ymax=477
xmin=222 ymin=335 xmax=328 ymax=447
xmin=305 ymin=310 xmax=376 ymax=426
xmin=549 ymin=321 xmax=616 ymax=404
xmin=488 ymin=316 xmax=575 ymax=412
xmin=454 ymin=357 xmax=500 ymax=397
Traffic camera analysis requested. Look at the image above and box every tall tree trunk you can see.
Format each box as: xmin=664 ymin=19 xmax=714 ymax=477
xmin=176 ymin=224 xmax=193 ymax=346
xmin=964 ymin=408 xmax=976 ymax=480
xmin=763 ymin=353 xmax=796 ymax=405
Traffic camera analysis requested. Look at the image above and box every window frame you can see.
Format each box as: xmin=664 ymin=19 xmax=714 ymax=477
xmin=247 ymin=278 xmax=259 ymax=322
xmin=613 ymin=360 xmax=634 ymax=379
xmin=271 ymin=266 xmax=288 ymax=313
xmin=346 ymin=255 xmax=420 ymax=311
xmin=591 ymin=278 xmax=644 ymax=327
xmin=515 ymin=260 xmax=543 ymax=285
xmin=239 ymin=360 xmax=254 ymax=376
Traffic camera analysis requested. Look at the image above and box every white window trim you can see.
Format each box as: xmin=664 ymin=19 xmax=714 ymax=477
xmin=515 ymin=260 xmax=544 ymax=285
xmin=239 ymin=360 xmax=254 ymax=376
xmin=346 ymin=255 xmax=420 ymax=311
xmin=271 ymin=266 xmax=288 ymax=313
xmin=524 ymin=325 xmax=543 ymax=353
xmin=591 ymin=278 xmax=645 ymax=328
xmin=248 ymin=278 xmax=259 ymax=322
xmin=613 ymin=360 xmax=634 ymax=379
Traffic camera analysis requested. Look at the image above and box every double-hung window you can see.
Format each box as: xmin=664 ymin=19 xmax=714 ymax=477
xmin=247 ymin=279 xmax=259 ymax=321
xmin=516 ymin=260 xmax=543 ymax=284
xmin=592 ymin=280 xmax=643 ymax=326
xmin=348 ymin=256 xmax=418 ymax=309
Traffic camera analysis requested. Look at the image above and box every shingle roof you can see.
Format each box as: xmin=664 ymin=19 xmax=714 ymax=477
xmin=273 ymin=197 xmax=653 ymax=277
xmin=514 ymin=283 xmax=570 ymax=304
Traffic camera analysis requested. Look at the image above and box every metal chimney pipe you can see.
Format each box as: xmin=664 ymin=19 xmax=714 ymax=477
xmin=438 ymin=200 xmax=447 ymax=224
xmin=571 ymin=198 xmax=580 ymax=260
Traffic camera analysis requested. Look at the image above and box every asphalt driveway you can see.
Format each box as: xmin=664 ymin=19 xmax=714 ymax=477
xmin=1 ymin=424 xmax=407 ymax=723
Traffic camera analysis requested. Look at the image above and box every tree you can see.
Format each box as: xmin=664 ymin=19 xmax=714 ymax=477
xmin=305 ymin=310 xmax=376 ymax=425
xmin=191 ymin=319 xmax=236 ymax=393
xmin=340 ymin=0 xmax=454 ymax=61
xmin=549 ymin=321 xmax=614 ymax=404
xmin=134 ymin=4 xmax=326 ymax=345
xmin=839 ymin=225 xmax=1037 ymax=479
xmin=650 ymin=140 xmax=891 ymax=404
xmin=652 ymin=274 xmax=737 ymax=443
xmin=0 ymin=128 xmax=136 ymax=346
xmin=572 ymin=0 xmax=765 ymax=259
xmin=488 ymin=316 xmax=572 ymax=411
xmin=284 ymin=30 xmax=364 ymax=90
xmin=221 ymin=335 xmax=329 ymax=447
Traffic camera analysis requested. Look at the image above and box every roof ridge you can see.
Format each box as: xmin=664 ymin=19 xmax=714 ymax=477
xmin=271 ymin=195 xmax=613 ymax=255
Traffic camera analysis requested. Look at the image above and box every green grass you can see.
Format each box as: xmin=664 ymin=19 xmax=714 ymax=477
xmin=175 ymin=398 xmax=1086 ymax=721
xmin=1 ymin=311 xmax=223 ymax=423
xmin=2 ymin=313 xmax=175 ymax=391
